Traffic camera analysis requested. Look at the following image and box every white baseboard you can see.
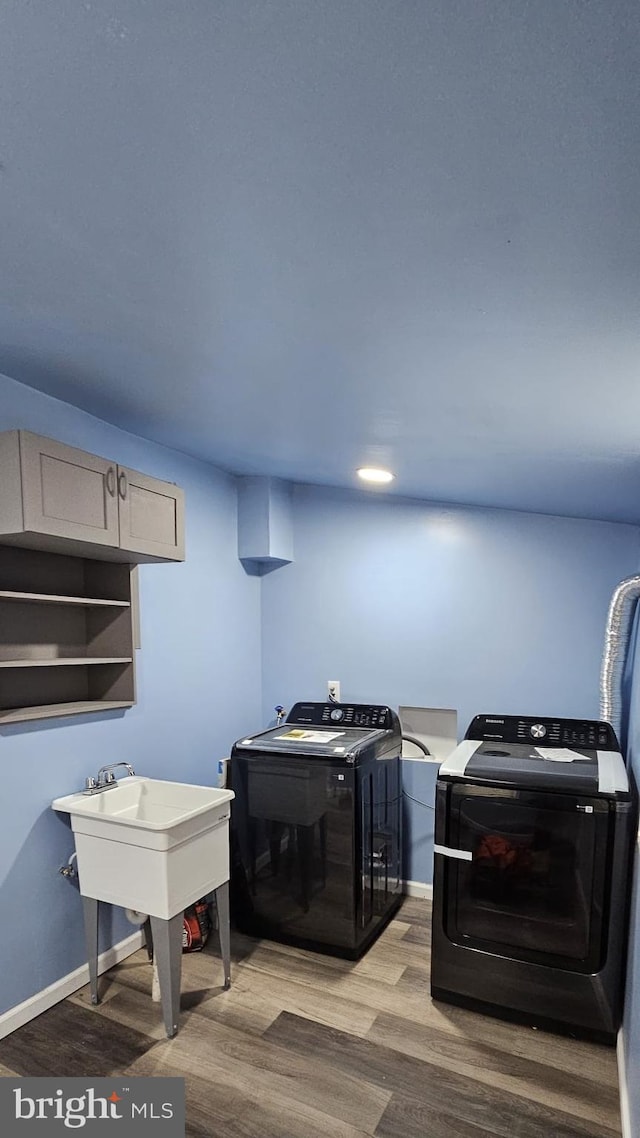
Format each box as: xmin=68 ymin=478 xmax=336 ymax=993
xmin=0 ymin=930 xmax=144 ymax=1041
xmin=402 ymin=879 xmax=433 ymax=899
xmin=617 ymin=1029 xmax=633 ymax=1138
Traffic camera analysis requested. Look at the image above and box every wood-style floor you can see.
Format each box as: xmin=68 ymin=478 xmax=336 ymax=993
xmin=0 ymin=898 xmax=621 ymax=1138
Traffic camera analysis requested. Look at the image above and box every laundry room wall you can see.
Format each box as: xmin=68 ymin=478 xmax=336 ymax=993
xmin=0 ymin=372 xmax=262 ymax=1027
xmin=260 ymin=483 xmax=640 ymax=884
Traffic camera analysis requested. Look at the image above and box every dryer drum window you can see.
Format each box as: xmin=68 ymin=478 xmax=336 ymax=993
xmin=444 ymin=787 xmax=610 ymax=973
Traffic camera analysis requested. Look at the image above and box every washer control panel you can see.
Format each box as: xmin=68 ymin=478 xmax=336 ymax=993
xmin=465 ymin=714 xmax=619 ymax=751
xmin=287 ymin=702 xmax=393 ymax=730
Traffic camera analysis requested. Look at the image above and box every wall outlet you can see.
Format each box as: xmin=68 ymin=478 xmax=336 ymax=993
xmin=327 ymin=680 xmax=341 ymax=703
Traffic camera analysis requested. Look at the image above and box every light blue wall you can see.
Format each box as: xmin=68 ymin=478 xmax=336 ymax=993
xmin=261 ymin=484 xmax=640 ymax=881
xmin=0 ymin=373 xmax=262 ymax=1018
xmin=621 ymin=618 xmax=640 ymax=1133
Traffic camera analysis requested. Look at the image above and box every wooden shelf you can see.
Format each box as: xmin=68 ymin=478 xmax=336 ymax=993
xmin=0 ymin=590 xmax=130 ymax=607
xmin=0 ymin=700 xmax=134 ymax=724
xmin=0 ymin=545 xmax=136 ymax=723
xmin=0 ymin=657 xmax=133 ymax=669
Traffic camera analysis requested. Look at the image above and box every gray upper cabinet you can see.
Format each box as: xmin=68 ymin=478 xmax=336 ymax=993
xmin=20 ymin=432 xmax=121 ymax=548
xmin=117 ymin=465 xmax=185 ymax=561
xmin=0 ymin=431 xmax=185 ymax=564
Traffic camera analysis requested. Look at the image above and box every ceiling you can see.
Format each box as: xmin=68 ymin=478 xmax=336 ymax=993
xmin=1 ymin=1 xmax=639 ymax=522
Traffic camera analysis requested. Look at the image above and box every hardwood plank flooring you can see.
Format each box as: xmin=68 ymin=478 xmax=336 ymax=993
xmin=0 ymin=899 xmax=621 ymax=1137
xmin=366 ymin=1012 xmax=619 ymax=1127
xmin=265 ymin=1011 xmax=618 ymax=1138
xmin=400 ymin=923 xmax=431 ymax=946
xmin=0 ymin=999 xmax=153 ymax=1077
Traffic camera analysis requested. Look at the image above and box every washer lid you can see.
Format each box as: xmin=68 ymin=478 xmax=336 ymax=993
xmin=440 ymin=740 xmax=629 ymax=796
xmin=233 ymin=723 xmax=387 ymax=758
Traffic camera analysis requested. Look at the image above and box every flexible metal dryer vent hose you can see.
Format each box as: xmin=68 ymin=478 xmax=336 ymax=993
xmin=599 ymin=575 xmax=640 ymax=739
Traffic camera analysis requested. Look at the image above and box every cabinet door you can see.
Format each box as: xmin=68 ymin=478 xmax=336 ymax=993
xmin=117 ymin=466 xmax=185 ymax=561
xmin=20 ymin=432 xmax=120 ymax=547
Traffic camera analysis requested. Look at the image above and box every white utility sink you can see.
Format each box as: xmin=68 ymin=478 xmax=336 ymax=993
xmin=53 ymin=777 xmax=235 ymax=920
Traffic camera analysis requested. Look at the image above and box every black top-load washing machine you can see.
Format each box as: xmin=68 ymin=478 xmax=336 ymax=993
xmin=229 ymin=701 xmax=403 ymax=957
xmin=431 ymin=714 xmax=636 ymax=1044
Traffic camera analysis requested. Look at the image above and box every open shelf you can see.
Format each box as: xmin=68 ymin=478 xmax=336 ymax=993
xmin=0 ymin=700 xmax=133 ymax=724
xmin=0 ymin=590 xmax=130 ymax=607
xmin=0 ymin=545 xmax=136 ymax=723
xmin=0 ymin=657 xmax=133 ymax=668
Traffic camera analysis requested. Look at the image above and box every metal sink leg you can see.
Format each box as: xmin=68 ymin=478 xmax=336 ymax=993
xmin=150 ymin=912 xmax=183 ymax=1039
xmin=81 ymin=895 xmax=100 ymax=1005
xmin=215 ymin=881 xmax=231 ymax=989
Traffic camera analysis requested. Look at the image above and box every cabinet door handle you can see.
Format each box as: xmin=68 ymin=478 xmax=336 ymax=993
xmin=118 ymin=471 xmax=128 ymax=500
xmin=105 ymin=467 xmax=116 ymax=497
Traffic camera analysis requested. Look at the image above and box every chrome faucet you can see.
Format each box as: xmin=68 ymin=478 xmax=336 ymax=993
xmin=84 ymin=762 xmax=136 ymax=795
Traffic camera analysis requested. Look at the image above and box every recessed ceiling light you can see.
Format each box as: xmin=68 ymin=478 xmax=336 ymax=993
xmin=357 ymin=467 xmax=395 ymax=484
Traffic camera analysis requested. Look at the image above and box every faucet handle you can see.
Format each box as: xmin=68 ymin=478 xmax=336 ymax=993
xmin=85 ymin=776 xmax=97 ymax=791
xmin=102 ymin=770 xmax=116 ymax=785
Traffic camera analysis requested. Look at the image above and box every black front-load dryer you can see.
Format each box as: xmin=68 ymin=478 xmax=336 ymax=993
xmin=229 ymin=701 xmax=403 ymax=958
xmin=431 ymin=714 xmax=636 ymax=1044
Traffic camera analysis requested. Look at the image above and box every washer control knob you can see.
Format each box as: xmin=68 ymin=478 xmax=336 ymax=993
xmin=330 ymin=708 xmax=344 ymax=721
xmin=530 ymin=723 xmax=547 ymax=739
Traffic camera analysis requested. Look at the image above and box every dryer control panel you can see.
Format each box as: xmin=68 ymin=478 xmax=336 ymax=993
xmin=288 ymin=702 xmax=395 ymax=730
xmin=465 ymin=714 xmax=620 ymax=751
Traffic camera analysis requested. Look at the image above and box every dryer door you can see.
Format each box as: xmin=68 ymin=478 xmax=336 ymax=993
xmin=440 ymin=783 xmax=611 ymax=972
